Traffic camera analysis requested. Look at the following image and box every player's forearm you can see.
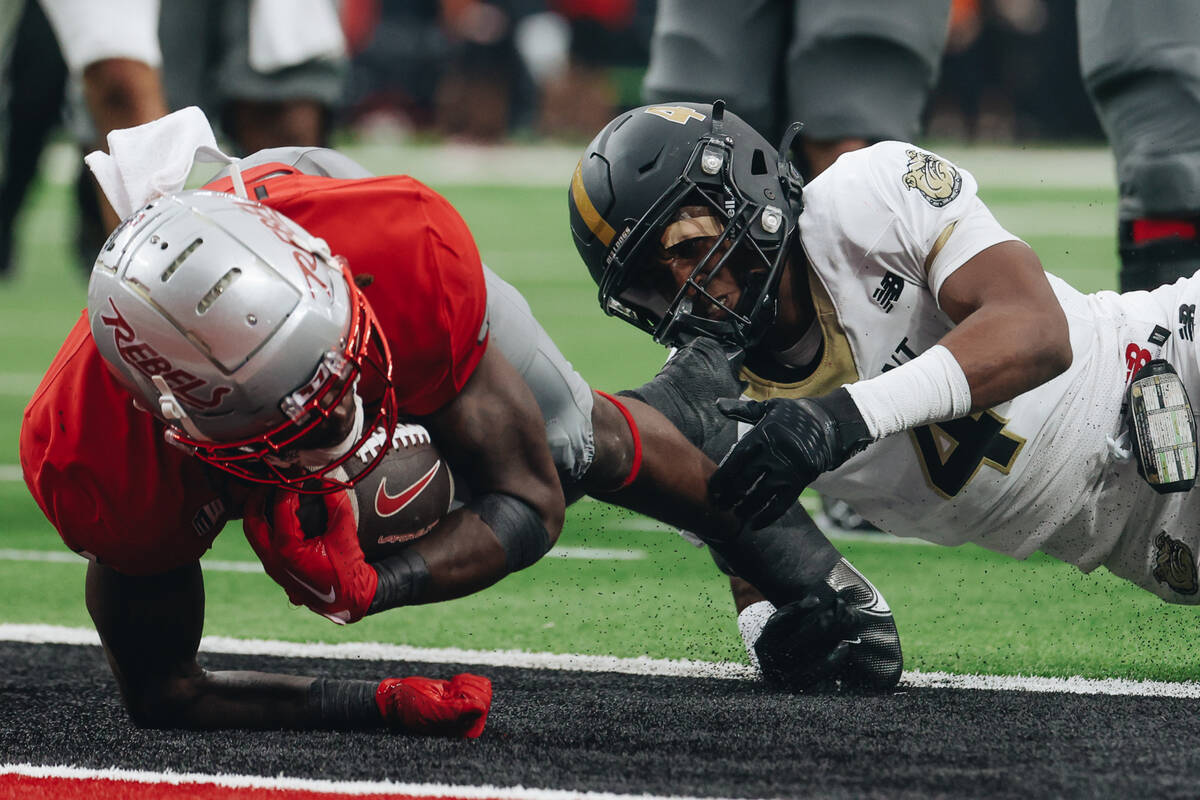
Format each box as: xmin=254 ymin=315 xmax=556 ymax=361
xmin=371 ymin=501 xmax=543 ymax=610
xmin=939 ymin=301 xmax=1072 ymax=410
xmin=130 ymin=670 xmax=383 ymax=731
xmin=584 ymin=392 xmax=735 ymax=539
xmin=128 ymin=669 xmax=490 ymax=737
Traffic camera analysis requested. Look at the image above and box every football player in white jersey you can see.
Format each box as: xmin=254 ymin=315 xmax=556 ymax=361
xmin=569 ymin=100 xmax=1200 ymax=605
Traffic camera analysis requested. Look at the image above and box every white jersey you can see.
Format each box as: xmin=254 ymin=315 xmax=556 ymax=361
xmin=738 ymin=141 xmax=1200 ymax=603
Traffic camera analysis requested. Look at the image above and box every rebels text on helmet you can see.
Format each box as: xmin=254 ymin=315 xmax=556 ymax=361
xmin=99 ymin=298 xmax=232 ymax=410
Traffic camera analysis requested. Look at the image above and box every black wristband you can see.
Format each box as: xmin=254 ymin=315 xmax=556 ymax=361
xmin=368 ymin=547 xmax=432 ymax=614
xmin=307 ymin=678 xmax=382 ymax=728
xmin=813 ymin=387 xmax=872 ymax=462
xmin=468 ymin=492 xmax=552 ymax=573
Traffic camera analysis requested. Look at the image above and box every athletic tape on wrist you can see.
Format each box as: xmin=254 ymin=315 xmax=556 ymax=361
xmin=595 ymin=390 xmax=642 ymax=490
xmin=369 ymin=548 xmax=431 ymax=614
xmin=844 ymin=344 xmax=972 ymax=439
xmin=468 ymin=492 xmax=552 ymax=573
xmin=307 ymin=678 xmax=382 ymax=728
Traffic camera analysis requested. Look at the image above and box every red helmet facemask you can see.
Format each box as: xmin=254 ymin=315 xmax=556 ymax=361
xmin=165 ymin=264 xmax=398 ymax=493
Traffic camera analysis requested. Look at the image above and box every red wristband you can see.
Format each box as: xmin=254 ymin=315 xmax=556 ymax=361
xmin=595 ymin=391 xmax=642 ymax=490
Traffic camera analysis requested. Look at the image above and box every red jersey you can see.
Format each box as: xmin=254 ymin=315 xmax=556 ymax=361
xmin=21 ymin=169 xmax=489 ymax=575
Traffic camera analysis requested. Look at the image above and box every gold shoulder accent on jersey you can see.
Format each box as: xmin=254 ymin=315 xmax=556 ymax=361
xmin=924 ymin=221 xmax=958 ymax=272
xmin=571 ymin=161 xmax=616 ymax=246
xmin=902 ymin=149 xmax=962 ymax=208
xmin=741 ymin=267 xmax=860 ymax=400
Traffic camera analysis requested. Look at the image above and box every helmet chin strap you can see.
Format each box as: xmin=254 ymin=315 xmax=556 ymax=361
xmin=150 ymin=374 xmax=208 ymax=442
xmin=195 ymin=144 xmax=248 ymax=199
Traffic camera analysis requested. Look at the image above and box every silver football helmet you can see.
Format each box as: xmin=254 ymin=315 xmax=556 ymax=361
xmin=88 ymin=190 xmax=397 ymax=492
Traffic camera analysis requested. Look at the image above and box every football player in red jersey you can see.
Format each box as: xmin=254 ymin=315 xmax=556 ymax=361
xmin=22 ymin=135 xmax=897 ymax=735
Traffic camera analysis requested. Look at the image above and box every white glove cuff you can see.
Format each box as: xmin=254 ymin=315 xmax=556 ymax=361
xmin=737 ymin=600 xmax=776 ymax=673
xmin=844 ymin=344 xmax=972 ymax=440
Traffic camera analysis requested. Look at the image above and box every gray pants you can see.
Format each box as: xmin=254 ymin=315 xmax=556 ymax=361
xmin=1079 ymin=0 xmax=1200 ymax=220
xmin=643 ymin=0 xmax=950 ymax=143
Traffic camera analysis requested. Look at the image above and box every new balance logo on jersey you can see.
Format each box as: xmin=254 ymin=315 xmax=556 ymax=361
xmin=1125 ymin=343 xmax=1152 ymax=383
xmin=1180 ymin=304 xmax=1195 ymax=341
xmin=873 ymin=273 xmax=904 ymax=312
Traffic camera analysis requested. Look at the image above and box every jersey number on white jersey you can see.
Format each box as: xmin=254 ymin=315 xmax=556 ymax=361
xmin=910 ymin=411 xmax=1026 ymax=499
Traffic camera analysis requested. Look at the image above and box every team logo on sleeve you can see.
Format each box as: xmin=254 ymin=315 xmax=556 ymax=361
xmin=902 ymin=150 xmax=962 ymax=207
xmin=1152 ymin=532 xmax=1198 ymax=595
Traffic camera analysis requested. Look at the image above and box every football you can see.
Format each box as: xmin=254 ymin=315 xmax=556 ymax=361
xmin=311 ymin=423 xmax=455 ymax=560
xmin=349 ymin=422 xmax=455 ymax=559
xmin=346 ymin=422 xmax=455 ymax=560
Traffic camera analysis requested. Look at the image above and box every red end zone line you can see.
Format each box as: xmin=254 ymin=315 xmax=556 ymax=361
xmin=0 ymin=773 xmax=471 ymax=800
xmin=0 ymin=766 xmax=741 ymax=800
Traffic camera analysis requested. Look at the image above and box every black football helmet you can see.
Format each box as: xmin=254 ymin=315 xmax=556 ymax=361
xmin=569 ymin=100 xmax=804 ymax=348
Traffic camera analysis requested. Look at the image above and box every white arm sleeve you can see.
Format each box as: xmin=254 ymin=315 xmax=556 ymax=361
xmin=844 ymin=344 xmax=972 ymax=439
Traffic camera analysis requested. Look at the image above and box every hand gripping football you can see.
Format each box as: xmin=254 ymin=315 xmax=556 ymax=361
xmin=339 ymin=423 xmax=456 ymax=560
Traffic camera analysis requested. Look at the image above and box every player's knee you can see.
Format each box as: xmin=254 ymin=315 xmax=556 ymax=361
xmin=230 ymin=100 xmax=327 ymax=151
xmin=120 ymin=675 xmax=198 ymax=729
xmin=82 ymin=58 xmax=164 ymax=122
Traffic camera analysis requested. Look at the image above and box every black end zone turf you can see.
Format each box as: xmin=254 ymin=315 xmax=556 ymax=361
xmin=3 ymin=642 xmax=1200 ymax=799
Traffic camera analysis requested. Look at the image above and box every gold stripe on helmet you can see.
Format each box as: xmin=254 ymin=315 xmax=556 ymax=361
xmin=572 ymin=161 xmax=617 ymax=247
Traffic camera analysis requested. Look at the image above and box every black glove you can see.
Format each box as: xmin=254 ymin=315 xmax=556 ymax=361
xmin=753 ymin=585 xmax=864 ymax=691
xmin=620 ymin=336 xmax=747 ymax=452
xmin=710 ymin=387 xmax=872 ymax=529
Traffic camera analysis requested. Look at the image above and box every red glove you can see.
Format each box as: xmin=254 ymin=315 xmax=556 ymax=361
xmin=376 ymin=674 xmax=493 ymax=738
xmin=243 ymin=488 xmax=378 ymax=624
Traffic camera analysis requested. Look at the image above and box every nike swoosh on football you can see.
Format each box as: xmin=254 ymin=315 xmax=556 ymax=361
xmin=375 ymin=461 xmax=442 ymax=518
xmin=283 ymin=568 xmax=336 ymax=604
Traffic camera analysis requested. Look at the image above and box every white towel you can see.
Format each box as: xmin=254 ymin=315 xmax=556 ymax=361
xmin=84 ymin=106 xmax=237 ymax=219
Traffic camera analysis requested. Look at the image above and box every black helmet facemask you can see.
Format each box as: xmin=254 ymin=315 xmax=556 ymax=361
xmin=596 ymin=103 xmax=805 ymax=349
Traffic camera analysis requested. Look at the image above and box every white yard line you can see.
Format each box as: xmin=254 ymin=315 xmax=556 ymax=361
xmin=4 ymin=623 xmax=1198 ymax=698
xmin=0 ymin=763 xmax=746 ymax=800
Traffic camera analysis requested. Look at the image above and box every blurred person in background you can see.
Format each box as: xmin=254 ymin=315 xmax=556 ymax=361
xmin=36 ymin=0 xmax=347 ymax=258
xmin=642 ymin=0 xmax=951 ymax=179
xmin=0 ymin=0 xmax=67 ymax=278
xmin=1079 ymin=1 xmax=1200 ymax=292
xmin=931 ymin=0 xmax=1097 ymax=143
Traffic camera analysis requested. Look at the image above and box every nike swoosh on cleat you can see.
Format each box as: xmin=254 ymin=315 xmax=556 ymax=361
xmin=283 ymin=568 xmax=336 ymax=604
xmin=375 ymin=461 xmax=442 ymax=518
